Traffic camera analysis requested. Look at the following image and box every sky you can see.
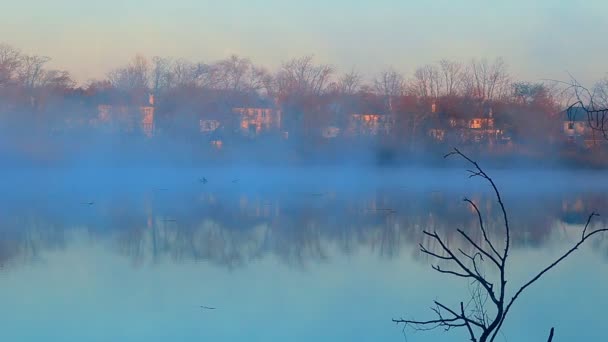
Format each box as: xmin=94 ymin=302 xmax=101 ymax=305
xmin=3 ymin=0 xmax=608 ymax=85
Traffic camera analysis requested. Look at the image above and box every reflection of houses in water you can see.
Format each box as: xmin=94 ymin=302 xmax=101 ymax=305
xmin=346 ymin=113 xmax=394 ymax=136
xmin=199 ymin=119 xmax=221 ymax=133
xmin=232 ymin=107 xmax=282 ymax=137
xmin=321 ymin=126 xmax=341 ymax=138
xmin=428 ymin=128 xmax=445 ymax=142
xmin=199 ymin=118 xmax=223 ymax=149
xmin=560 ymin=197 xmax=589 ymax=224
xmin=95 ymin=94 xmax=155 ymax=137
xmin=5 ymin=189 xmax=605 ymax=269
xmin=210 ymin=139 xmax=223 ymax=149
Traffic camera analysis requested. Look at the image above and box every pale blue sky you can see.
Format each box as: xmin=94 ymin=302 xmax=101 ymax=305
xmin=3 ymin=0 xmax=607 ymax=84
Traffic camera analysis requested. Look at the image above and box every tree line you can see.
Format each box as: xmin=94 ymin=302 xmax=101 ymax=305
xmin=0 ymin=42 xmax=586 ymax=103
xmin=2 ymin=42 xmax=608 ymax=165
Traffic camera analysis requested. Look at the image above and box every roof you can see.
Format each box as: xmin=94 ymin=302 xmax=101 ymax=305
xmin=562 ymin=106 xmax=591 ymax=122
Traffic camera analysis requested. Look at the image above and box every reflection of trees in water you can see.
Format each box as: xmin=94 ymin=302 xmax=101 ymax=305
xmin=0 ymin=215 xmax=66 ymax=269
xmin=418 ymin=192 xmax=608 ymax=261
xmin=1 ymin=190 xmax=608 ymax=269
xmin=585 ymin=220 xmax=608 ymax=259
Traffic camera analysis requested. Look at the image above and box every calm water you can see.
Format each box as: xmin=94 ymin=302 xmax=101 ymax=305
xmin=0 ymin=168 xmax=607 ymax=341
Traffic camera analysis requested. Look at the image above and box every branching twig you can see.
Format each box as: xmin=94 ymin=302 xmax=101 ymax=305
xmin=394 ymin=148 xmax=605 ymax=342
xmin=560 ymin=77 xmax=608 ymax=140
xmin=496 ymin=213 xmax=606 ymax=336
xmin=463 ymin=198 xmax=502 ymax=261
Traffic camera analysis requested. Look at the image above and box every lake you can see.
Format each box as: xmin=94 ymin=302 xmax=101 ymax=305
xmin=0 ymin=167 xmax=607 ymax=341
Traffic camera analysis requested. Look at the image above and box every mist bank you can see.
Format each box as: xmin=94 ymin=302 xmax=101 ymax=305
xmin=0 ymin=129 xmax=605 ymax=170
xmin=2 ymin=162 xmax=608 ymax=199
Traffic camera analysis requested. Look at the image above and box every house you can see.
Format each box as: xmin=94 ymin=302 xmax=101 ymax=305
xmin=425 ymin=101 xmax=511 ymax=145
xmin=469 ymin=116 xmax=494 ymax=129
xmin=346 ymin=113 xmax=395 ymax=136
xmin=435 ymin=104 xmax=507 ymax=144
xmin=463 ymin=106 xmax=504 ymax=143
xmin=561 ymin=106 xmax=603 ymax=148
xmin=465 ymin=115 xmax=504 ymax=143
xmin=95 ymin=94 xmax=155 ymax=137
xmin=232 ymin=107 xmax=282 ymax=137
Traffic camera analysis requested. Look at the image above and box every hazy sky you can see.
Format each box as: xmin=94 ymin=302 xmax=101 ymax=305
xmin=3 ymin=0 xmax=607 ymax=85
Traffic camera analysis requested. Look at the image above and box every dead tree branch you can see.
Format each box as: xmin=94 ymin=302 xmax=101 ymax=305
xmin=559 ymin=77 xmax=608 ymax=140
xmin=393 ymin=148 xmax=606 ymax=341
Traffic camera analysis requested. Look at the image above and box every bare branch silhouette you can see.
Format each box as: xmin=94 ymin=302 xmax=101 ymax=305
xmin=393 ymin=148 xmax=608 ymax=341
xmin=560 ymin=77 xmax=608 ymax=141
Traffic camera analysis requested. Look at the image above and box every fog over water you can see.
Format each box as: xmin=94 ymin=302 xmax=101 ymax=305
xmin=0 ymin=167 xmax=607 ymax=341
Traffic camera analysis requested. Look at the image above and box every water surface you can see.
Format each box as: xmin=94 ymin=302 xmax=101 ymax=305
xmin=0 ymin=168 xmax=607 ymax=341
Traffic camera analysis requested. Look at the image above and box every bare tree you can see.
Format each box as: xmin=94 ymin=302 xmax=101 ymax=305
xmin=336 ymin=68 xmax=363 ymax=95
xmin=148 ymin=55 xmax=268 ymax=93
xmin=593 ymin=76 xmax=608 ymax=108
xmin=466 ymin=58 xmax=510 ymax=100
xmin=246 ymin=65 xmax=271 ymax=94
xmin=374 ymin=68 xmax=405 ymax=113
xmin=214 ymin=55 xmax=251 ymax=91
xmin=212 ymin=55 xmax=269 ymax=94
xmin=275 ymin=55 xmax=334 ymax=97
xmin=439 ymin=59 xmax=465 ymax=96
xmin=393 ymin=148 xmax=607 ymax=342
xmin=169 ymin=58 xmax=199 ymax=88
xmin=409 ymin=60 xmax=466 ymax=98
xmin=0 ymin=43 xmax=22 ymax=87
xmin=192 ymin=62 xmax=218 ymax=89
xmin=408 ymin=64 xmax=442 ymax=99
xmin=19 ymin=55 xmax=51 ymax=89
xmin=107 ymin=54 xmax=150 ymax=91
xmin=512 ymin=82 xmax=546 ymax=105
xmin=150 ymin=56 xmax=172 ymax=94
xmin=38 ymin=69 xmax=75 ymax=89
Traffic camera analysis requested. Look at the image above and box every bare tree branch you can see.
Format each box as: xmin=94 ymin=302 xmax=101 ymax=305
xmin=395 ymin=148 xmax=605 ymax=342
xmin=496 ymin=213 xmax=606 ymax=335
xmin=547 ymin=327 xmax=554 ymax=342
xmin=463 ymin=198 xmax=502 ymax=261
